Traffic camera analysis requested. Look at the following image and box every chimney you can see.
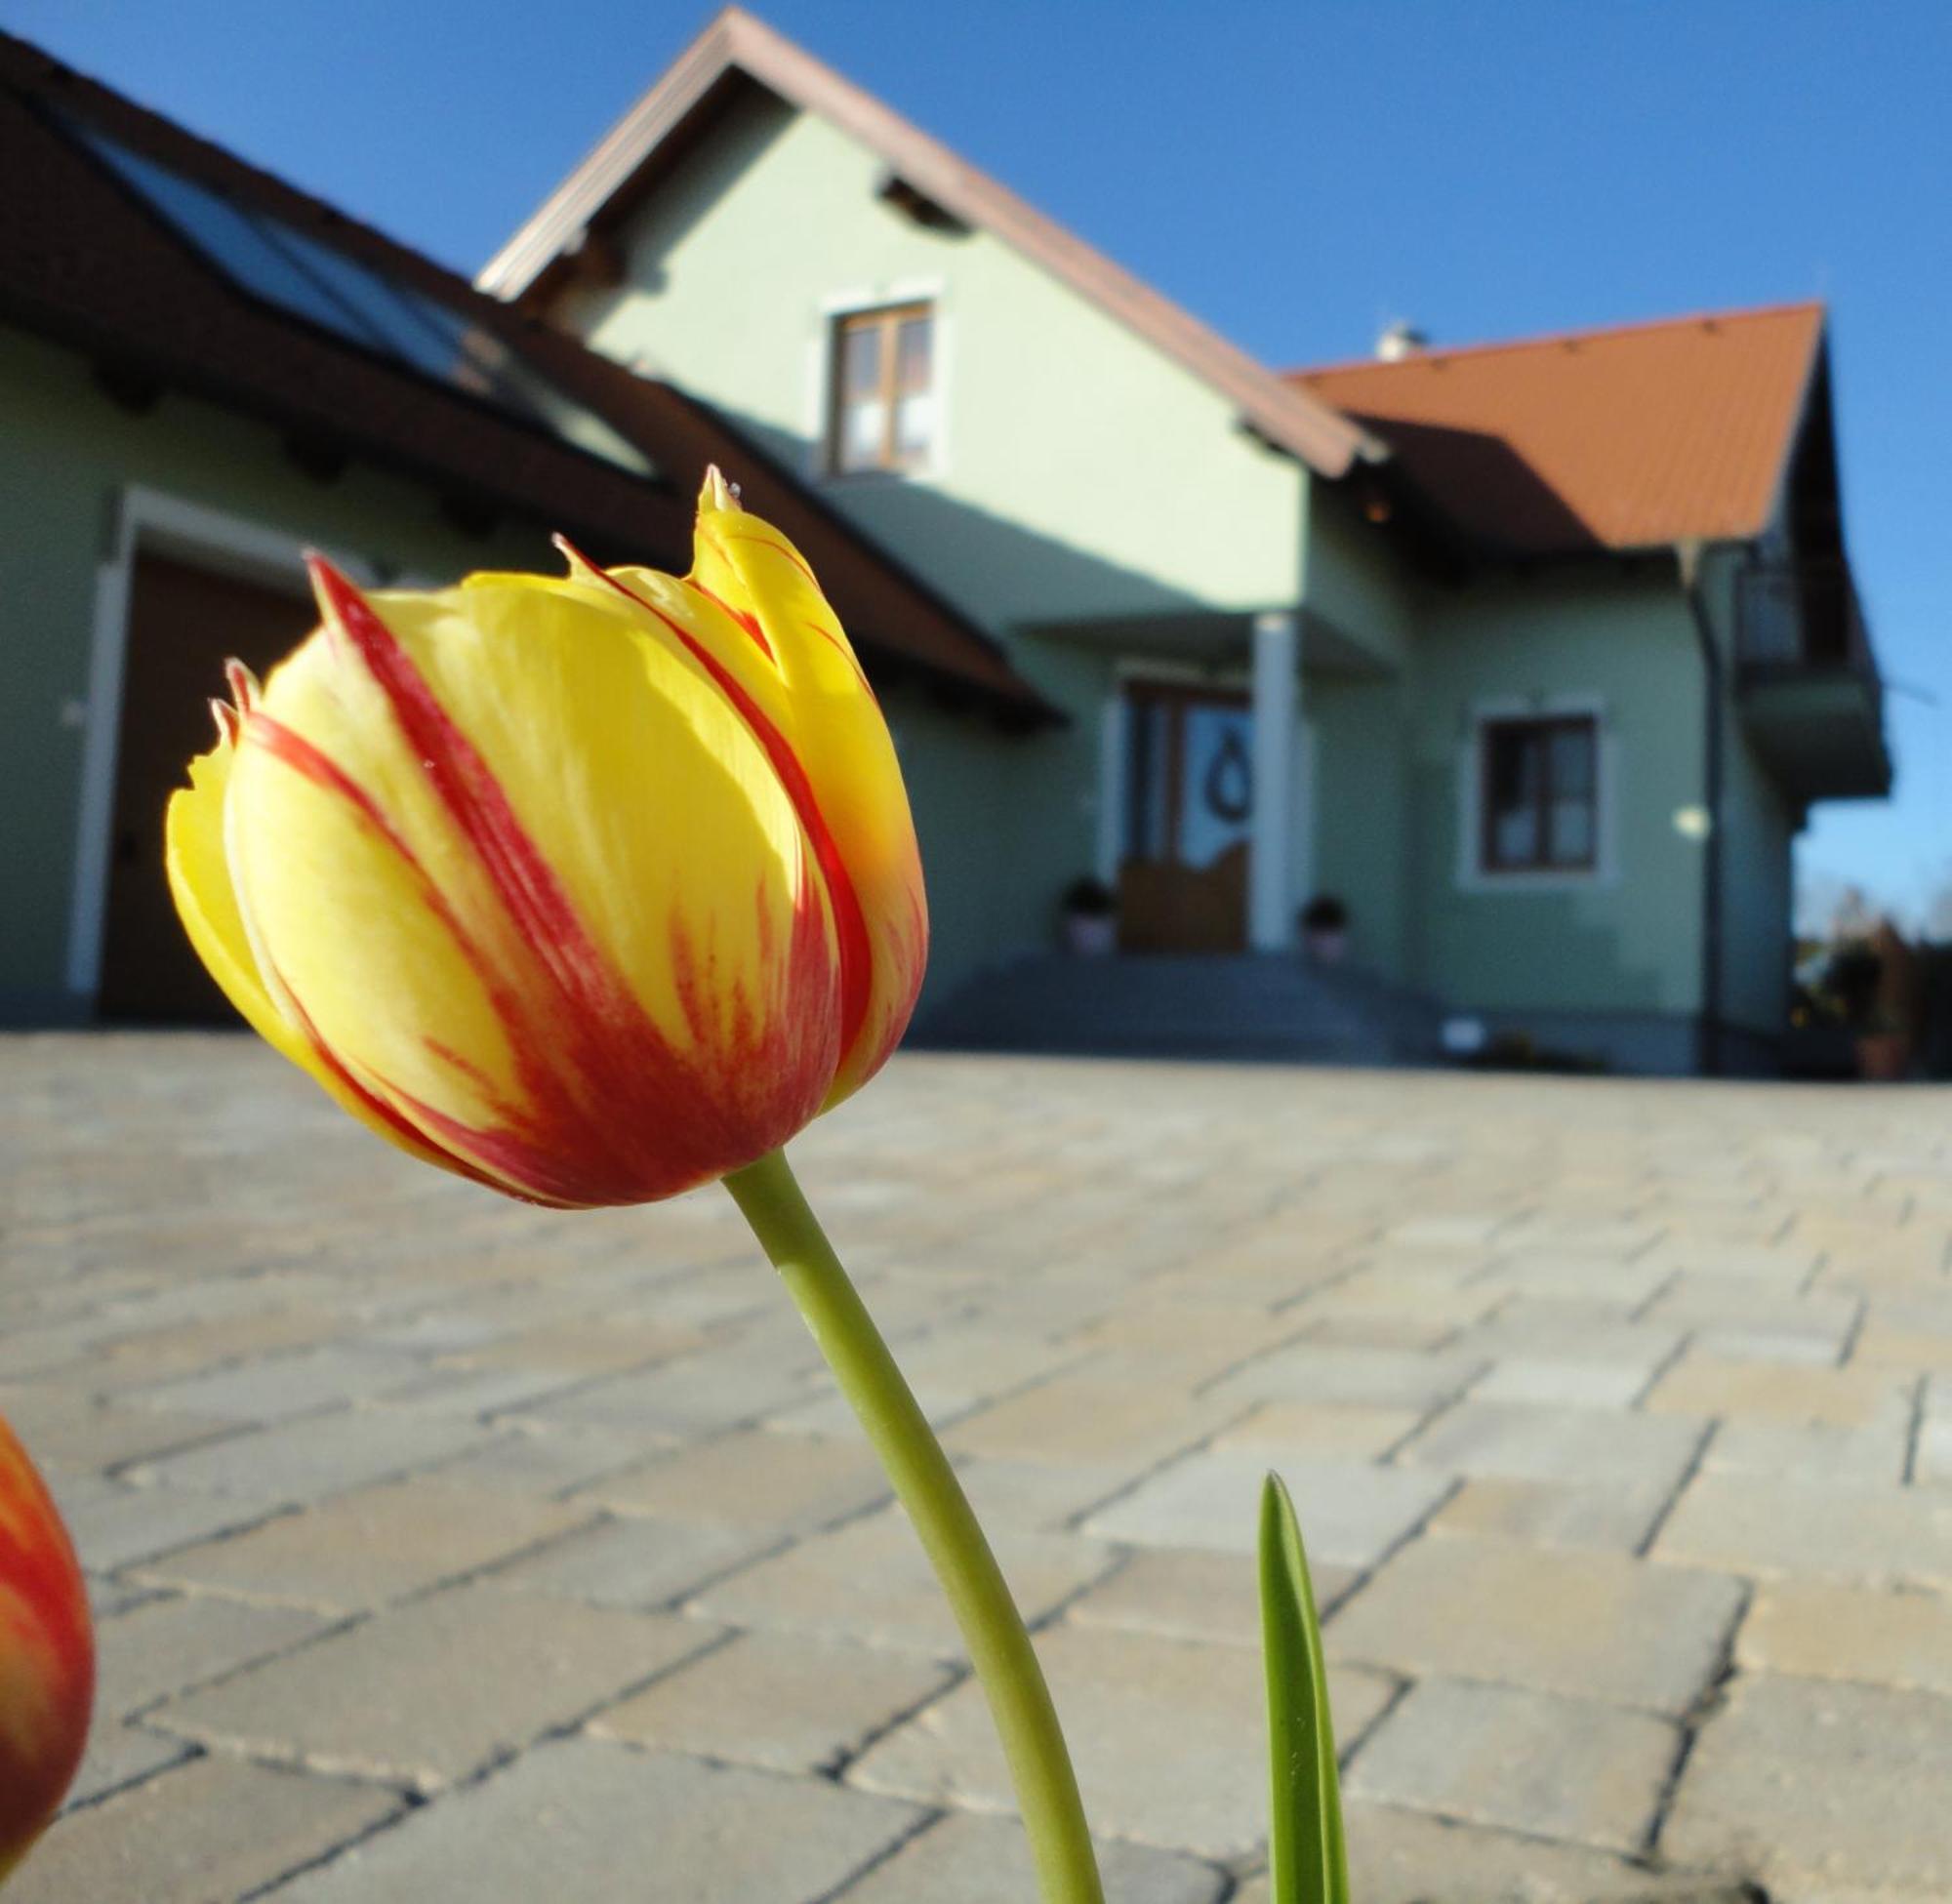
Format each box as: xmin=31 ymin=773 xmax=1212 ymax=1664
xmin=1375 ymin=320 xmax=1429 ymax=362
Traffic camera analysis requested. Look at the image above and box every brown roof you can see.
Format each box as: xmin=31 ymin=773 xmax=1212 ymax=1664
xmin=1289 ymin=304 xmax=1828 ymax=558
xmin=478 ymin=7 xmax=1381 ymax=482
xmin=0 ymin=30 xmax=1055 ymax=723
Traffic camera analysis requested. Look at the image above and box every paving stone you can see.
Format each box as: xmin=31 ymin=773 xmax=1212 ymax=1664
xmin=16 ymin=1036 xmax=1952 ymax=1901
xmin=515 ymin=1352 xmax=816 ymax=1436
xmin=1690 ymin=1324 xmax=1846 ymax=1365
xmin=1346 ymin=1678 xmax=1679 ymax=1853
xmin=1645 ymin=1357 xmax=1914 ymax=1428
xmin=1737 ymin=1578 xmax=1952 ymax=1694
xmin=485 ymin=1513 xmax=782 ymax=1607
xmin=1470 ymin=1358 xmax=1651 ymax=1409
xmin=942 ymin=1374 xmax=1233 ymax=1468
xmin=126 ymin=1408 xmax=492 ymax=1501
xmin=427 ymin=1425 xmax=672 ymax=1495
xmin=150 ymin=1580 xmax=719 ymax=1791
xmin=124 ymin=1346 xmax=427 ymax=1422
xmin=1211 ymin=1399 xmax=1424 ymax=1459
xmin=0 ymin=1395 xmax=236 ymax=1475
xmin=687 ymin=1503 xmax=1115 ymax=1655
xmin=1234 ymin=1801 xmax=1754 ymax=1904
xmin=445 ymin=1317 xmax=705 ymax=1374
xmin=1067 ymin=1544 xmax=1356 ymax=1646
xmin=952 ymin=1453 xmax=1136 ymax=1530
xmin=266 ymin=1737 xmax=923 ymax=1902
xmin=61 ymin=1480 xmax=291 ymax=1573
xmin=65 ymin=1720 xmax=193 ymax=1807
xmin=8 ymin=1757 xmax=401 ymax=1903
xmin=834 ymin=1809 xmax=1226 ymax=1903
xmin=1850 ymin=1322 xmax=1952 ymax=1373
xmin=1083 ymin=1449 xmax=1452 ymax=1568
xmin=1429 ymin=1476 xmax=1674 ymax=1553
xmin=137 ymin=1479 xmax=593 ymax=1611
xmin=588 ymin=1428 xmax=889 ymax=1530
xmin=1702 ymin=1419 xmax=1907 ymax=1485
xmin=1204 ymin=1343 xmax=1485 ymax=1412
xmin=849 ymin=1622 xmax=1396 ymax=1860
xmin=590 ymin=1627 xmax=953 ymax=1772
xmin=1915 ymin=1416 xmax=1952 ymax=1484
xmin=1400 ymin=1401 xmax=1703 ymax=1494
xmin=1655 ymin=1473 xmax=1952 ymax=1586
xmin=1326 ymin=1534 xmax=1744 ymax=1712
xmin=93 ymin=1591 xmax=334 ymax=1718
xmin=1663 ymin=1675 xmax=1952 ymax=1895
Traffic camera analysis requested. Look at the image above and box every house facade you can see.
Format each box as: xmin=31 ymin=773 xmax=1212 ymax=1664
xmin=482 ymin=8 xmax=1891 ymax=1074
xmin=0 ymin=31 xmax=1047 ymax=1031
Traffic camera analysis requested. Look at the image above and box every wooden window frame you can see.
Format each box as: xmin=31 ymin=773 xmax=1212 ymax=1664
xmin=827 ymin=302 xmax=933 ymax=476
xmin=1479 ymin=713 xmax=1600 ymax=875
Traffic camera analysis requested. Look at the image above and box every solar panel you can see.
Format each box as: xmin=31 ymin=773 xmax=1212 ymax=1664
xmin=65 ymin=119 xmax=650 ymax=476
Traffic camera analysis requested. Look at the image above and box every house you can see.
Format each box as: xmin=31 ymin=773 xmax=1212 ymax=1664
xmin=481 ymin=7 xmax=1891 ymax=1074
xmin=0 ymin=31 xmax=1051 ymax=1031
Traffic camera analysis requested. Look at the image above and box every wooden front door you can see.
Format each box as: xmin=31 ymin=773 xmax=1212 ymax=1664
xmin=97 ymin=551 xmax=318 ymax=1023
xmin=1118 ymin=682 xmax=1253 ymax=953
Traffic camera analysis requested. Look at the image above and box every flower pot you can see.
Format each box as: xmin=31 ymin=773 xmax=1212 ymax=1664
xmin=1063 ymin=911 xmax=1118 ymax=957
xmin=1303 ymin=927 xmax=1348 ymax=967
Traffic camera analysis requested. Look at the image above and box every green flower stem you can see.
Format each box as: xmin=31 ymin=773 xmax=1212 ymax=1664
xmin=724 ymin=1148 xmax=1104 ymax=1904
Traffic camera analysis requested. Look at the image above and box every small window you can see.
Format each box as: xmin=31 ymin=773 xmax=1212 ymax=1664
xmin=829 ymin=304 xmax=933 ymax=474
xmin=1481 ymin=715 xmax=1599 ymax=873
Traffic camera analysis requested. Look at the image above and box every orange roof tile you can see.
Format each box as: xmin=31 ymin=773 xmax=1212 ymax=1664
xmin=1288 ymin=303 xmax=1827 ymax=557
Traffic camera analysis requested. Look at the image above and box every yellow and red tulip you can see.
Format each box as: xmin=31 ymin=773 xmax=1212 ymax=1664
xmin=165 ymin=469 xmax=926 ymax=1207
xmin=0 ymin=1413 xmax=92 ymax=1885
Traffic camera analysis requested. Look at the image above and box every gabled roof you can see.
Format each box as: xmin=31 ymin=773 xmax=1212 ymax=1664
xmin=477 ymin=6 xmax=1381 ymax=481
xmin=1287 ymin=303 xmax=1829 ymax=558
xmin=0 ymin=30 xmax=1057 ymax=723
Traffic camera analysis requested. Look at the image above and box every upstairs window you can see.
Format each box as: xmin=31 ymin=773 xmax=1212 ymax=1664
xmin=1481 ymin=714 xmax=1599 ymax=873
xmin=830 ymin=304 xmax=934 ymax=474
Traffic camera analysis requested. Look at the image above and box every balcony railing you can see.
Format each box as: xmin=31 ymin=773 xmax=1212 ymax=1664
xmin=1736 ymin=557 xmax=1885 ymax=722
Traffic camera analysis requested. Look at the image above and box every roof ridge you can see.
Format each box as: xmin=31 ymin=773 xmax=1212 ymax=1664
xmin=1285 ymin=299 xmax=1827 ymax=383
xmin=475 ymin=7 xmax=1381 ymax=480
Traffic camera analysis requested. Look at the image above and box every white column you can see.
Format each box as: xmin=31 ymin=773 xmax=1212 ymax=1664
xmin=1250 ymin=611 xmax=1300 ymax=951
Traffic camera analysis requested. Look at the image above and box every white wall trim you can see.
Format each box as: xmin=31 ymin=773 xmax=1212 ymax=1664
xmin=1453 ymin=690 xmax=1622 ymax=894
xmin=63 ymin=486 xmax=376 ymax=1001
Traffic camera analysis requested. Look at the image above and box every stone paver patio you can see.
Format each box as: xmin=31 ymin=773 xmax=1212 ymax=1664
xmin=5 ymin=1032 xmax=1951 ymax=1902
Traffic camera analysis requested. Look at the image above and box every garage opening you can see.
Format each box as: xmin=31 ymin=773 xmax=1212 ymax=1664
xmin=97 ymin=550 xmax=317 ymax=1022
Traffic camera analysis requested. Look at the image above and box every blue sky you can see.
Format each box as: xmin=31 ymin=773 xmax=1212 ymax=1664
xmin=8 ymin=0 xmax=1946 ymax=921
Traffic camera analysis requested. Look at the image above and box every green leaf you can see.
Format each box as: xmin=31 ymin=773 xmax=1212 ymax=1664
xmin=1259 ymin=1472 xmax=1350 ymax=1904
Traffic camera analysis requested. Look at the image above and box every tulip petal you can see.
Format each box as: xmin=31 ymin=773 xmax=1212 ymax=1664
xmin=224 ymin=563 xmax=842 ymax=1206
xmin=164 ymin=724 xmax=482 ymax=1184
xmin=0 ymin=1413 xmax=92 ymax=1881
xmin=587 ymin=480 xmax=927 ymax=1105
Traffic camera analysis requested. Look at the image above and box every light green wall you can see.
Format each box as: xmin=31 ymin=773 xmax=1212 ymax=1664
xmin=556 ymin=88 xmax=1310 ymax=640
xmin=1403 ymin=569 xmax=1711 ymax=1020
xmin=1302 ymin=488 xmax=1421 ymax=980
xmin=0 ymin=325 xmax=566 ymax=1018
xmin=888 ymin=643 xmax=1111 ymax=1011
xmin=550 ymin=84 xmax=1281 ymax=994
xmin=1698 ymin=547 xmax=1796 ymax=1041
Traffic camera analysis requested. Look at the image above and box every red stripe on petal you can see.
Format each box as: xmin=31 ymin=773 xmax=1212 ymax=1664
xmin=567 ymin=553 xmax=875 ymax=1075
xmin=682 ymin=576 xmax=776 ymax=663
xmin=281 ymin=559 xmax=840 ymax=1204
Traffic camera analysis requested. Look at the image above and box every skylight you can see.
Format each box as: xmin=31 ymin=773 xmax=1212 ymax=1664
xmin=66 ymin=120 xmax=651 ymax=478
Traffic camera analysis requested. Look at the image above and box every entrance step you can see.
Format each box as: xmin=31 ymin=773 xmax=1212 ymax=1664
xmin=916 ymin=953 xmax=1442 ymax=1066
